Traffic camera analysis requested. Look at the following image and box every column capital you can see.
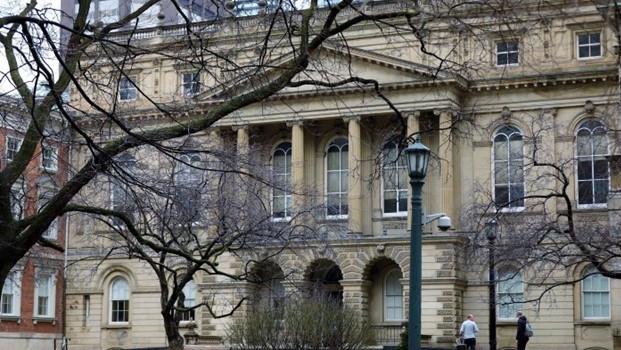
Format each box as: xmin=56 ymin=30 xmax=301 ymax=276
xmin=404 ymin=110 xmax=421 ymax=119
xmin=286 ymin=120 xmax=304 ymax=128
xmin=231 ymin=124 xmax=250 ymax=132
xmin=342 ymin=115 xmax=361 ymax=124
xmin=433 ymin=109 xmax=458 ymax=117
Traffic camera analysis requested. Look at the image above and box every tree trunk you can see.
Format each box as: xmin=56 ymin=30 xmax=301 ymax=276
xmin=163 ymin=315 xmax=185 ymax=350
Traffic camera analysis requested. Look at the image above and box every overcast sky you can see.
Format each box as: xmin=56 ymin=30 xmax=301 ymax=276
xmin=1 ymin=0 xmax=61 ymax=94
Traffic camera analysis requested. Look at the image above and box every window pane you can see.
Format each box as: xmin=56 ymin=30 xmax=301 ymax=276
xmin=495 ymin=161 xmax=508 ymax=183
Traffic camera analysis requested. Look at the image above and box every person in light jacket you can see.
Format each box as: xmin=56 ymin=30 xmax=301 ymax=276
xmin=459 ymin=314 xmax=479 ymax=350
xmin=516 ymin=311 xmax=530 ymax=350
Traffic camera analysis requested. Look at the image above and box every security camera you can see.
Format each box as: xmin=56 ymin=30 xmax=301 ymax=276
xmin=437 ymin=216 xmax=452 ymax=231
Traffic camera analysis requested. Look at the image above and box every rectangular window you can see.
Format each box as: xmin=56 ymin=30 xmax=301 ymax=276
xmin=182 ymin=72 xmax=201 ymax=96
xmin=41 ymin=145 xmax=58 ymax=171
xmin=1 ymin=270 xmax=20 ymax=316
xmin=110 ymin=155 xmax=136 ymax=226
xmin=10 ymin=186 xmax=24 ymax=220
xmin=583 ymin=270 xmax=610 ymax=319
xmin=6 ymin=136 xmax=22 ymax=162
xmin=35 ymin=272 xmax=55 ymax=318
xmin=119 ymin=76 xmax=137 ymax=101
xmin=173 ymin=153 xmax=203 ymax=225
xmin=496 ymin=41 xmax=519 ymax=66
xmin=577 ymin=33 xmax=602 ymax=59
xmin=111 ymin=300 xmax=129 ymax=323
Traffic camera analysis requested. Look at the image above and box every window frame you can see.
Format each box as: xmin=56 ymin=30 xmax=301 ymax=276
xmin=492 ymin=126 xmax=525 ymax=211
xmin=576 ymin=120 xmax=609 ymax=208
xmin=10 ymin=183 xmax=25 ymax=220
xmin=179 ymin=279 xmax=197 ymax=323
xmin=381 ymin=141 xmax=408 ymax=217
xmin=582 ymin=266 xmax=610 ymax=320
xmin=497 ymin=269 xmax=523 ymax=320
xmin=325 ymin=137 xmax=349 ymax=219
xmin=41 ymin=144 xmax=58 ymax=172
xmin=1 ymin=270 xmax=21 ymax=317
xmin=173 ymin=153 xmax=203 ymax=225
xmin=6 ymin=135 xmax=22 ymax=162
xmin=271 ymin=141 xmax=293 ymax=221
xmin=110 ymin=276 xmax=130 ymax=324
xmin=34 ymin=269 xmax=56 ymax=319
xmin=182 ymin=71 xmax=201 ymax=96
xmin=39 ymin=189 xmax=59 ymax=240
xmin=496 ymin=41 xmax=519 ymax=66
xmin=119 ymin=75 xmax=137 ymax=101
xmin=383 ymin=269 xmax=404 ymax=322
xmin=109 ymin=154 xmax=136 ymax=227
xmin=576 ymin=32 xmax=602 ymax=60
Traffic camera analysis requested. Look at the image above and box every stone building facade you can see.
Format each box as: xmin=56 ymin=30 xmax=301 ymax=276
xmin=62 ymin=1 xmax=621 ymax=350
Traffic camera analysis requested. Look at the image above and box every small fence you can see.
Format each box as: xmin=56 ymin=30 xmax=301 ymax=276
xmin=371 ymin=325 xmax=403 ymax=345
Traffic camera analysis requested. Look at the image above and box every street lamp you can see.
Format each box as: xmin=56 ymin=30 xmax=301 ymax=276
xmin=405 ymin=136 xmax=430 ymax=350
xmin=486 ymin=218 xmax=498 ymax=350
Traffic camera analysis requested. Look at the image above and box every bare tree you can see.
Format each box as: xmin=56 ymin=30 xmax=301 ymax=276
xmin=65 ymin=141 xmax=327 ymax=350
xmin=462 ymin=107 xmax=621 ymax=311
xmin=5 ymin=0 xmax=613 ymax=343
xmin=0 ymin=0 xmax=477 ymax=294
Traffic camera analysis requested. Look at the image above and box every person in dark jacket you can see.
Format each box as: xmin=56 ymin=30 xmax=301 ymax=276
xmin=516 ymin=311 xmax=529 ymax=350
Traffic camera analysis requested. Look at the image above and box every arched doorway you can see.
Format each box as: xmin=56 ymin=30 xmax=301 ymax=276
xmin=305 ymin=259 xmax=343 ymax=306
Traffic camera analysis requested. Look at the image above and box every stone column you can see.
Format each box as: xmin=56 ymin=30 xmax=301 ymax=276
xmin=344 ymin=116 xmax=362 ymax=234
xmin=436 ymin=110 xmax=454 ymax=225
xmin=288 ymin=121 xmax=306 ymax=211
xmin=235 ymin=125 xmax=250 ymax=165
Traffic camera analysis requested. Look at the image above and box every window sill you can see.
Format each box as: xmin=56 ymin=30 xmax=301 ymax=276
xmin=577 ymin=56 xmax=602 ymax=61
xmin=102 ymin=323 xmax=132 ymax=330
xmin=575 ymin=320 xmax=610 ymax=326
xmin=40 ymin=167 xmax=58 ymax=173
xmin=0 ymin=316 xmax=21 ymax=323
xmin=33 ymin=317 xmax=56 ymax=325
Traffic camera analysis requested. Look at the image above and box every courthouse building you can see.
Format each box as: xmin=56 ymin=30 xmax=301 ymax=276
xmin=61 ymin=1 xmax=621 ymax=349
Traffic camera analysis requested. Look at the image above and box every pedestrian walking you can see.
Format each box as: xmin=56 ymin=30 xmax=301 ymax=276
xmin=516 ymin=311 xmax=530 ymax=350
xmin=459 ymin=314 xmax=479 ymax=350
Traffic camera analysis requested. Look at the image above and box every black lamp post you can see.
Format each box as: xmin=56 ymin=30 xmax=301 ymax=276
xmin=486 ymin=218 xmax=498 ymax=350
xmin=405 ymin=136 xmax=430 ymax=350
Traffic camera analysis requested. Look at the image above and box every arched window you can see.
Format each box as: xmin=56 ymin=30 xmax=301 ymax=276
xmin=497 ymin=269 xmax=523 ymax=319
xmin=576 ymin=120 xmax=609 ymax=206
xmin=272 ymin=142 xmax=292 ymax=219
xmin=493 ymin=126 xmax=524 ymax=209
xmin=384 ymin=269 xmax=403 ymax=321
xmin=110 ymin=277 xmax=130 ymax=323
xmin=326 ymin=137 xmax=348 ymax=217
xmin=180 ymin=279 xmax=196 ymax=322
xmin=382 ymin=141 xmax=408 ymax=215
xmin=582 ymin=266 xmax=610 ymax=319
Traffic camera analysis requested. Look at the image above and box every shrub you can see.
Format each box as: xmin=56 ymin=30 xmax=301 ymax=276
xmin=227 ymin=296 xmax=375 ymax=350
